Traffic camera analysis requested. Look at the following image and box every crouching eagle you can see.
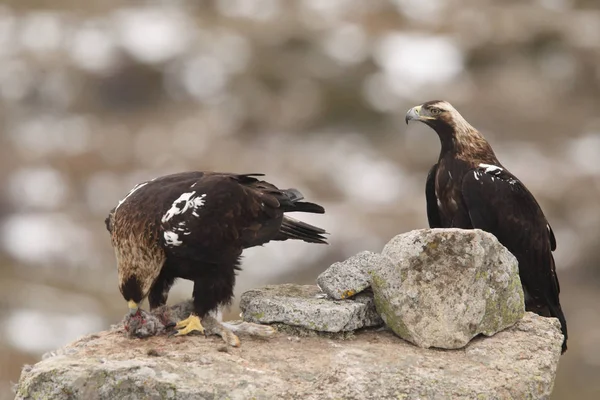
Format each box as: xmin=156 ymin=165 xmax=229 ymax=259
xmin=105 ymin=171 xmax=327 ymax=346
xmin=406 ymin=100 xmax=568 ymax=353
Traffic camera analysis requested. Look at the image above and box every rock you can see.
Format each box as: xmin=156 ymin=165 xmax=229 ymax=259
xmin=240 ymin=284 xmax=383 ymax=332
xmin=316 ymin=250 xmax=388 ymax=299
xmin=372 ymin=228 xmax=525 ymax=349
xmin=15 ymin=312 xmax=563 ymax=400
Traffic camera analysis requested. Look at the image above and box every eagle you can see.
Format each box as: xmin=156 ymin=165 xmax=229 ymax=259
xmin=405 ymin=100 xmax=568 ymax=353
xmin=105 ymin=171 xmax=327 ymax=346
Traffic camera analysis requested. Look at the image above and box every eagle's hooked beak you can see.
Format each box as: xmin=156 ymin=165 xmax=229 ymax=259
xmin=128 ymin=300 xmax=139 ymax=315
xmin=405 ymin=105 xmax=422 ymax=124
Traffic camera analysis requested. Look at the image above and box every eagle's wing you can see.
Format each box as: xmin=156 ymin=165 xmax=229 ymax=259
xmin=425 ymin=164 xmax=442 ymax=228
xmin=156 ymin=174 xmax=255 ymax=261
xmin=548 ymin=219 xmax=557 ymax=252
xmin=461 ymin=167 xmax=565 ymax=328
xmin=157 ymin=173 xmax=326 ymax=260
xmin=232 ymin=175 xmax=327 ymax=246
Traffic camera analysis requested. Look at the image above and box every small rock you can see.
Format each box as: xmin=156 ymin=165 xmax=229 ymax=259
xmin=217 ymin=346 xmax=229 ymax=353
xmin=371 ymin=228 xmax=525 ymax=349
xmin=240 ymin=284 xmax=383 ymax=332
xmin=317 ymin=251 xmax=389 ymax=299
xmin=146 ymin=349 xmax=161 ymax=357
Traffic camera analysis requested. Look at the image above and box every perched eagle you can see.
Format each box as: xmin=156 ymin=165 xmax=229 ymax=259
xmin=405 ymin=100 xmax=567 ymax=353
xmin=105 ymin=171 xmax=327 ymax=346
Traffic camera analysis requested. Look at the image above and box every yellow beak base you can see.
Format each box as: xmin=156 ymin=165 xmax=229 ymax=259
xmin=128 ymin=300 xmax=139 ymax=315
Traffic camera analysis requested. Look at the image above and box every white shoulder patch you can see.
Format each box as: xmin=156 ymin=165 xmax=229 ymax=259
xmin=115 ymin=182 xmax=149 ymax=211
xmin=191 ymin=194 xmax=206 ymax=217
xmin=477 ymin=164 xmax=518 ymax=186
xmin=164 ymin=230 xmax=182 ymax=246
xmin=478 ymin=163 xmax=503 ymax=174
xmin=162 ymin=191 xmax=208 ymax=223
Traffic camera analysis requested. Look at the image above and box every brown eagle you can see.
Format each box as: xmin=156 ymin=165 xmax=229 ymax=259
xmin=105 ymin=171 xmax=327 ymax=346
xmin=406 ymin=100 xmax=567 ymax=353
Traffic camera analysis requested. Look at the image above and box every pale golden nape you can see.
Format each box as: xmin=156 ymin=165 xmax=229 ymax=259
xmin=430 ymin=101 xmax=478 ymax=137
xmin=417 ymin=101 xmax=498 ymax=164
xmin=111 ymin=214 xmax=166 ymax=314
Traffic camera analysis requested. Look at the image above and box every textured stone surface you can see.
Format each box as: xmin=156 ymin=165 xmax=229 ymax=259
xmin=316 ymin=250 xmax=388 ymax=299
xmin=15 ymin=313 xmax=562 ymax=400
xmin=240 ymin=284 xmax=383 ymax=332
xmin=372 ymin=228 xmax=525 ymax=349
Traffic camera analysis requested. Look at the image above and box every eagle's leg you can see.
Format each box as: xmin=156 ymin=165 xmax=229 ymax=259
xmin=173 ymin=272 xmax=231 ymax=337
xmin=148 ymin=271 xmax=176 ymax=310
xmin=173 ymin=313 xmax=205 ymax=336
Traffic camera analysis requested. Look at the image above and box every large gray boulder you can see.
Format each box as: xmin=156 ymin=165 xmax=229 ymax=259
xmin=371 ymin=228 xmax=525 ymax=349
xmin=15 ymin=312 xmax=563 ymax=400
xmin=240 ymin=284 xmax=383 ymax=332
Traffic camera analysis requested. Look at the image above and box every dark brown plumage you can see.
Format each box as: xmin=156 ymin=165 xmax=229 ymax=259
xmin=406 ymin=100 xmax=567 ymax=353
xmin=105 ymin=171 xmax=327 ymax=345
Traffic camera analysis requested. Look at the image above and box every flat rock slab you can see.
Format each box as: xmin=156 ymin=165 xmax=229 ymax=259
xmin=240 ymin=284 xmax=383 ymax=332
xmin=316 ymin=251 xmax=383 ymax=299
xmin=15 ymin=313 xmax=562 ymax=400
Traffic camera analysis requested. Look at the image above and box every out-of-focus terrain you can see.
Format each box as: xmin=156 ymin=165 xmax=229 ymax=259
xmin=0 ymin=1 xmax=599 ymax=398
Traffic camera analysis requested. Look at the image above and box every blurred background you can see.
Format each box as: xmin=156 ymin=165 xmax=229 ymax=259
xmin=0 ymin=0 xmax=599 ymax=398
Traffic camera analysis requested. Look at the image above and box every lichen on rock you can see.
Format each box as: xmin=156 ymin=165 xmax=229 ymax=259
xmin=371 ymin=228 xmax=526 ymax=350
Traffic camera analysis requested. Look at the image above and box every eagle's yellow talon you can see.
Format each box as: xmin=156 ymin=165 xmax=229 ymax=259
xmin=174 ymin=314 xmax=205 ymax=336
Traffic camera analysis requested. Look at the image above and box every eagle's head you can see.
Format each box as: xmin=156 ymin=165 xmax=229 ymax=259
xmin=405 ymin=100 xmax=497 ymax=162
xmin=405 ymin=100 xmax=473 ymax=133
xmin=120 ymin=275 xmax=145 ymax=315
xmin=114 ymin=241 xmax=165 ymax=316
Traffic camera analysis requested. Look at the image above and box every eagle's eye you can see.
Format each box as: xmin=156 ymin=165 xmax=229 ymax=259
xmin=430 ymin=108 xmax=442 ymax=116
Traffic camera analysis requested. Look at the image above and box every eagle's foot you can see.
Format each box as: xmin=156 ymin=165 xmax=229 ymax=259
xmin=202 ymin=314 xmax=241 ymax=347
xmin=173 ymin=313 xmax=205 ymax=336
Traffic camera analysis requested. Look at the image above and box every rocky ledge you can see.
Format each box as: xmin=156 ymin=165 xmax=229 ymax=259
xmin=15 ymin=228 xmax=564 ymax=399
xmin=16 ymin=311 xmax=561 ymax=400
